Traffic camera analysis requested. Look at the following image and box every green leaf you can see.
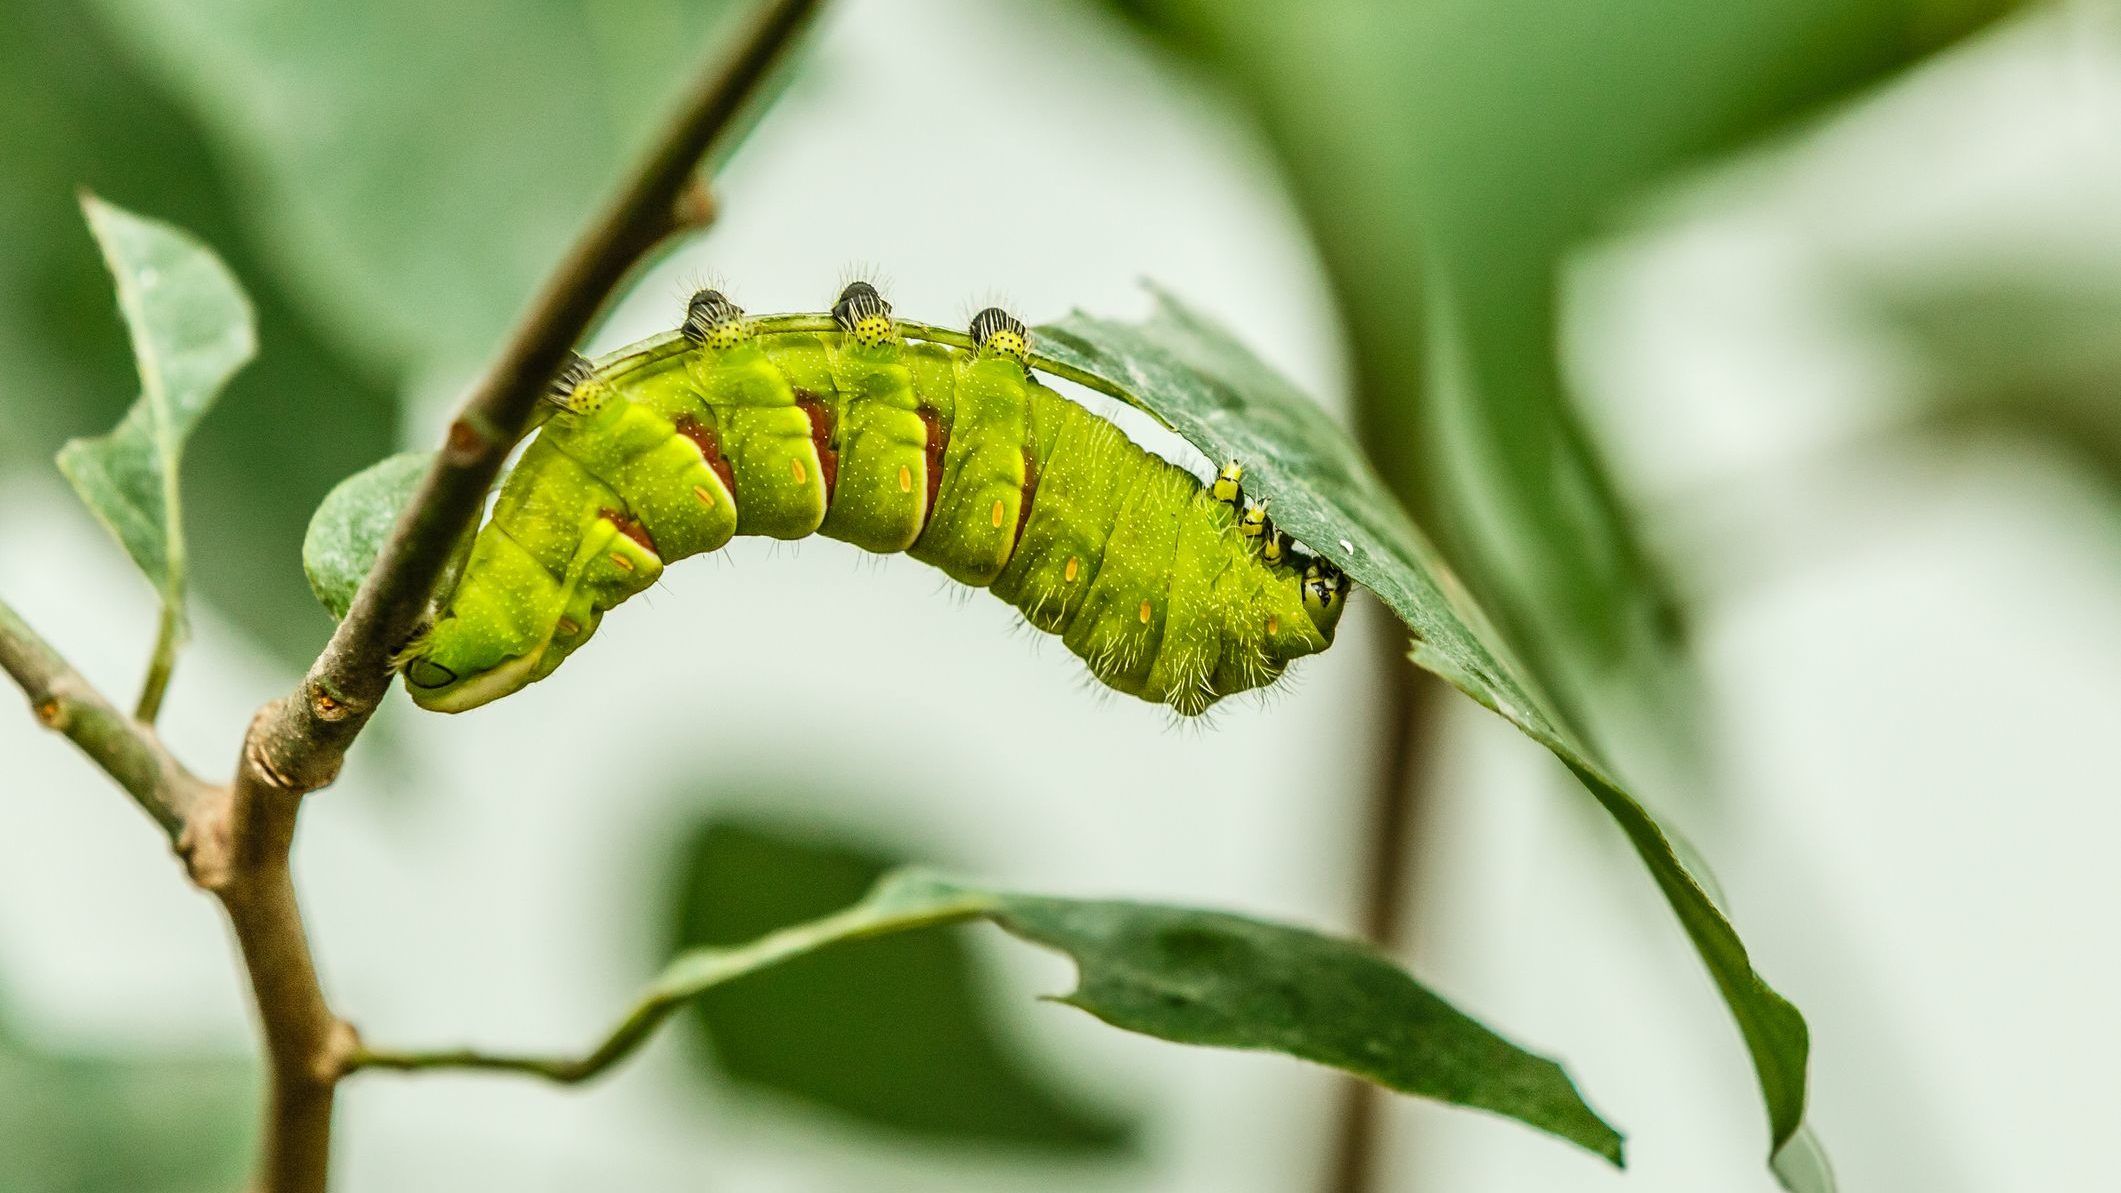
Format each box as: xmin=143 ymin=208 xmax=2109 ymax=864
xmin=88 ymin=0 xmax=750 ymax=373
xmin=982 ymin=891 xmax=1623 ymax=1164
xmin=57 ymin=194 xmax=255 ymax=645
xmin=302 ymin=452 xmax=431 ymax=622
xmin=647 ymin=868 xmax=1622 ymax=1165
xmin=1114 ymin=0 xmax=2022 ymax=747
xmin=669 ymin=817 xmax=1133 ymax=1149
xmin=0 ymin=1 xmax=400 ymax=667
xmin=1032 ymin=288 xmax=1786 ymax=1171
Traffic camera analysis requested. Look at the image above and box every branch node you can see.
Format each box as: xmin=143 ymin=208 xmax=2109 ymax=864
xmin=673 ymin=180 xmax=717 ymax=232
xmin=244 ymin=736 xmax=305 ymax=794
xmin=33 ymin=696 xmax=64 ymax=729
xmin=443 ymin=415 xmax=495 ymax=463
xmin=178 ymin=796 xmax=235 ymax=893
xmin=317 ymin=1019 xmax=363 ymax=1085
xmin=306 ymin=681 xmax=360 ymax=724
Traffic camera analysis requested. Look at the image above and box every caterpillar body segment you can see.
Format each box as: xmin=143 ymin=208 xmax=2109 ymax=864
xmin=401 ymin=286 xmax=1348 ymax=715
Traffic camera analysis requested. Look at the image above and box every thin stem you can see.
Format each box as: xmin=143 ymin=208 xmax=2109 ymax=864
xmin=348 ymin=887 xmax=986 ymax=1086
xmin=166 ymin=6 xmax=829 ymax=1189
xmin=135 ymin=601 xmax=180 ymax=724
xmin=236 ymin=0 xmax=825 ymax=802
xmin=1323 ymin=640 xmax=1441 ymax=1193
xmin=0 ymin=592 xmax=209 ymax=838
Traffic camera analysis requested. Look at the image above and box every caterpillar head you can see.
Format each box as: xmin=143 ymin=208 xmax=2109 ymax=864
xmin=396 ymin=617 xmax=543 ymax=713
xmin=1301 ymin=558 xmax=1350 ymax=638
xmin=832 ymin=281 xmax=898 ymax=349
xmin=682 ymin=288 xmax=752 ymax=352
xmin=970 ymin=307 xmax=1031 ymax=364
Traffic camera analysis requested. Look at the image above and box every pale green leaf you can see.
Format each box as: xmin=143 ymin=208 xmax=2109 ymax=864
xmin=301 ymin=452 xmax=430 ymax=622
xmin=56 ymin=194 xmax=255 ymax=639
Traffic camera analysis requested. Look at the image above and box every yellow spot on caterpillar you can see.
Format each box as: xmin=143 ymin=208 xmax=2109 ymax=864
xmin=704 ymin=323 xmax=751 ymax=352
xmin=610 ymin=553 xmax=634 ymax=572
xmin=1266 ymin=615 xmax=1280 ymax=635
xmin=854 ymin=315 xmax=894 ymax=347
xmin=692 ymin=485 xmax=714 ymax=506
xmin=1064 ymin=556 xmax=1079 ymax=582
xmin=897 ymin=465 xmax=912 ymax=493
xmin=1138 ymin=599 xmax=1153 ymax=625
xmin=557 ymin=617 xmax=581 ymax=636
xmin=791 ymin=457 xmax=807 ymax=484
xmin=991 ymin=498 xmax=1006 ymax=528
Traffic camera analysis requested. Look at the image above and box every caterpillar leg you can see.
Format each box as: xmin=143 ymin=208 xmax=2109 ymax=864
xmin=1301 ymin=557 xmax=1350 ymax=637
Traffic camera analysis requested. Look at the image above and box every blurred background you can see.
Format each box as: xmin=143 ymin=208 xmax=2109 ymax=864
xmin=2 ymin=0 xmax=2116 ymax=1189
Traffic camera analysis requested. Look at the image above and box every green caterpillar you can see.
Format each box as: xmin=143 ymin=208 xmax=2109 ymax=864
xmin=399 ymin=283 xmax=1350 ymax=715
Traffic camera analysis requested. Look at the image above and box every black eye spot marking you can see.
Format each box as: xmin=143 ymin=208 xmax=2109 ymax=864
xmin=404 ymin=657 xmax=459 ymax=689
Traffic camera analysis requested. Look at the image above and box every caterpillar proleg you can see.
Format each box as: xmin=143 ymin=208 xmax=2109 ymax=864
xmin=398 ymin=283 xmax=1351 ymax=715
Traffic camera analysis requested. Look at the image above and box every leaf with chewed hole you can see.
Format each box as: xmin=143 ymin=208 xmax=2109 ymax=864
xmin=1033 ymin=287 xmax=1805 ymax=1171
xmin=302 ymin=452 xmax=430 ymax=622
xmin=57 ymin=195 xmax=254 ymax=693
xmin=649 ymin=868 xmax=1621 ymax=1163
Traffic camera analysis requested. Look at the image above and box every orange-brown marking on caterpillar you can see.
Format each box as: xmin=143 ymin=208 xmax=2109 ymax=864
xmin=670 ymin=412 xmax=737 ymax=498
xmin=601 ymin=508 xmax=658 ymax=555
xmin=793 ymin=388 xmax=839 ymax=499
xmin=915 ymin=406 xmax=948 ymax=526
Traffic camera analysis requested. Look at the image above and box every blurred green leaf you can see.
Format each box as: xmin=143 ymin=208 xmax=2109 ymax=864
xmin=1116 ymin=0 xmax=2021 ymax=742
xmin=663 ymin=863 xmax=1622 ymax=1163
xmin=1873 ymin=277 xmax=2121 ymax=492
xmin=1033 ymin=289 xmax=1794 ymax=1177
xmin=57 ymin=195 xmax=255 ymax=659
xmin=671 ymin=817 xmax=1133 ymax=1150
xmin=302 ymin=452 xmax=433 ymax=622
xmin=0 ymin=1 xmax=397 ymax=666
xmin=0 ymin=1010 xmax=254 ymax=1193
xmin=89 ymin=0 xmax=750 ymax=374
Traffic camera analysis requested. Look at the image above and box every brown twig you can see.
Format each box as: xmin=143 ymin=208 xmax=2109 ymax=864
xmin=1323 ymin=636 xmax=1441 ymax=1193
xmin=0 ymin=3 xmax=825 ymax=1190
xmin=0 ymin=594 xmax=211 ymax=837
xmin=240 ymin=0 xmax=822 ymax=800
